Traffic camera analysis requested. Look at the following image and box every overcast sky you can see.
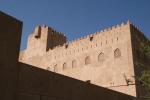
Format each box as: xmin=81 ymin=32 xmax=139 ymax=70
xmin=0 ymin=0 xmax=150 ymax=50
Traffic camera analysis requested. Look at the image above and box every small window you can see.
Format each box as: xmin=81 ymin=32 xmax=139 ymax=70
xmin=52 ymin=30 xmax=54 ymax=33
xmin=72 ymin=60 xmax=77 ymax=68
xmin=117 ymin=37 xmax=118 ymax=41
xmin=90 ymin=36 xmax=93 ymax=41
xmin=98 ymin=52 xmax=104 ymax=63
xmin=91 ymin=45 xmax=92 ymax=48
xmin=95 ymin=44 xmax=97 ymax=47
xmin=114 ymin=48 xmax=121 ymax=58
xmin=85 ymin=56 xmax=91 ymax=65
xmin=65 ymin=44 xmax=68 ymax=49
xmin=82 ymin=48 xmax=83 ymax=51
xmin=77 ymin=49 xmax=79 ymax=52
xmin=63 ymin=63 xmax=67 ymax=70
xmin=112 ymin=39 xmax=113 ymax=43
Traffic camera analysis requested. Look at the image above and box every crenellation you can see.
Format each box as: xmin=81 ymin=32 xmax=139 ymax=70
xmin=116 ymin=24 xmax=120 ymax=28
xmin=127 ymin=20 xmax=132 ymax=24
xmin=111 ymin=26 xmax=116 ymax=31
xmin=121 ymin=22 xmax=125 ymax=26
xmin=34 ymin=26 xmax=41 ymax=38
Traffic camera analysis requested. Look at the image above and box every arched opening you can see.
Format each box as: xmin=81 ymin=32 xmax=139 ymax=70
xmin=114 ymin=48 xmax=121 ymax=58
xmin=98 ymin=52 xmax=104 ymax=63
xmin=72 ymin=60 xmax=77 ymax=68
xmin=63 ymin=62 xmax=67 ymax=70
xmin=85 ymin=56 xmax=91 ymax=65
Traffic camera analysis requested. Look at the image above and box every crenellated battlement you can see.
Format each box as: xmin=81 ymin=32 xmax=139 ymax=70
xmin=32 ymin=25 xmax=66 ymax=39
xmin=25 ymin=20 xmax=143 ymax=60
xmin=41 ymin=20 xmax=144 ymax=61
xmin=47 ymin=20 xmax=131 ymax=51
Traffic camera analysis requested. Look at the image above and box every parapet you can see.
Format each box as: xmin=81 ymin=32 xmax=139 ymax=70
xmin=46 ymin=20 xmax=142 ymax=52
xmin=27 ymin=20 xmax=143 ymax=54
xmin=32 ymin=25 xmax=66 ymax=38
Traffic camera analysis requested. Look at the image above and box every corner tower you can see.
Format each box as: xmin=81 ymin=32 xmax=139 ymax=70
xmin=24 ymin=25 xmax=66 ymax=58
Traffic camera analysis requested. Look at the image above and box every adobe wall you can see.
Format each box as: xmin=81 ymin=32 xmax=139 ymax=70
xmin=0 ymin=11 xmax=22 ymax=66
xmin=0 ymin=11 xmax=22 ymax=100
xmin=18 ymin=62 xmax=136 ymax=100
xmin=20 ymin=21 xmax=136 ymax=96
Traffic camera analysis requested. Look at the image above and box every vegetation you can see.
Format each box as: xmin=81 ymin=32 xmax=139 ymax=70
xmin=137 ymin=42 xmax=150 ymax=100
xmin=139 ymin=70 xmax=150 ymax=91
xmin=143 ymin=44 xmax=150 ymax=60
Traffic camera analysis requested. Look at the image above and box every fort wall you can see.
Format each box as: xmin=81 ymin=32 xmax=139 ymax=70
xmin=0 ymin=11 xmax=23 ymax=100
xmin=18 ymin=62 xmax=136 ymax=100
xmin=20 ymin=21 xmax=137 ymax=96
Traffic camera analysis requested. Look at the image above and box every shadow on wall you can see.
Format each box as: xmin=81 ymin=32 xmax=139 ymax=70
xmin=18 ymin=62 xmax=136 ymax=100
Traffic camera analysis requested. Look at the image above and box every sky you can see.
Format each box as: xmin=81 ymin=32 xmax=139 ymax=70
xmin=0 ymin=0 xmax=150 ymax=50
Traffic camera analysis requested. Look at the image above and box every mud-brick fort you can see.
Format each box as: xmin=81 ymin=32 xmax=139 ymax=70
xmin=20 ymin=19 xmax=150 ymax=97
xmin=0 ymin=10 xmax=149 ymax=100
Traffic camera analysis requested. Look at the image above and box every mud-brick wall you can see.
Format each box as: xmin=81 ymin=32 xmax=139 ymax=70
xmin=18 ymin=62 xmax=136 ymax=100
xmin=0 ymin=11 xmax=22 ymax=100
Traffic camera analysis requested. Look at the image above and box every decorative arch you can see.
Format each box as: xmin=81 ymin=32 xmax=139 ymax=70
xmin=114 ymin=48 xmax=121 ymax=58
xmin=98 ymin=52 xmax=104 ymax=62
xmin=63 ymin=62 xmax=67 ymax=70
xmin=72 ymin=60 xmax=77 ymax=68
xmin=85 ymin=56 xmax=91 ymax=65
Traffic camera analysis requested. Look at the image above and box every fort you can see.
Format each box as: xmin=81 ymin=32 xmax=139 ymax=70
xmin=19 ymin=20 xmax=149 ymax=97
xmin=0 ymin=11 xmax=149 ymax=100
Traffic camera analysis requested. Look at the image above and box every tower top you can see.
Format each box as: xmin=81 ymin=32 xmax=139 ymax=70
xmin=33 ymin=25 xmax=66 ymax=39
xmin=127 ymin=20 xmax=132 ymax=25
